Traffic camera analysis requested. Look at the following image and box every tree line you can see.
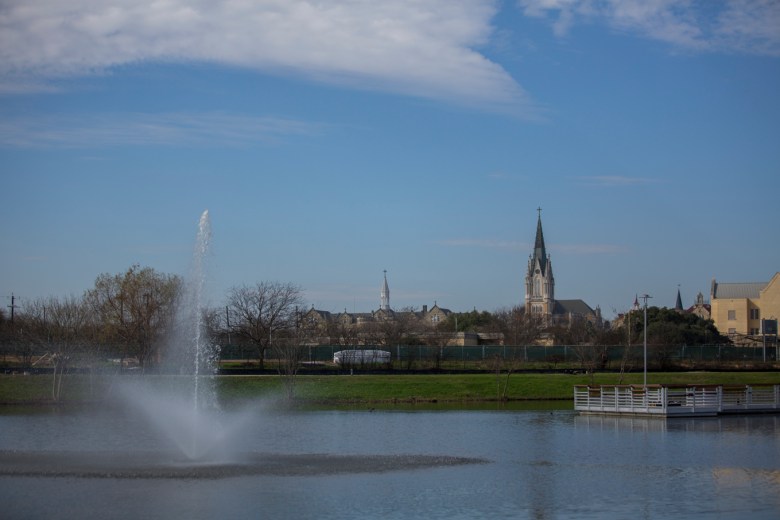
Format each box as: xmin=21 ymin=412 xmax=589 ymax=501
xmin=1 ymin=264 xmax=730 ymax=379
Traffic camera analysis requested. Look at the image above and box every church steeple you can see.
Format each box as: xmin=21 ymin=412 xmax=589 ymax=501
xmin=525 ymin=208 xmax=554 ymax=315
xmin=380 ymin=270 xmax=390 ymax=311
xmin=675 ymin=287 xmax=683 ymax=312
xmin=532 ymin=207 xmax=547 ymax=274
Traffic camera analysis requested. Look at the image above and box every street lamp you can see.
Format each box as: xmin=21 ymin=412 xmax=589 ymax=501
xmin=640 ymin=294 xmax=652 ymax=387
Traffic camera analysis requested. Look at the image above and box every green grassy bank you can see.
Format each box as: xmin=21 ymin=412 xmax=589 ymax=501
xmin=2 ymin=371 xmax=779 ymax=406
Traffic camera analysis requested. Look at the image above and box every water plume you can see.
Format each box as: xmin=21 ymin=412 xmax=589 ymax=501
xmin=118 ymin=209 xmax=235 ymax=461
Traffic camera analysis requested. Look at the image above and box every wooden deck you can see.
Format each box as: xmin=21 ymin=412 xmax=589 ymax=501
xmin=574 ymin=384 xmax=780 ymax=417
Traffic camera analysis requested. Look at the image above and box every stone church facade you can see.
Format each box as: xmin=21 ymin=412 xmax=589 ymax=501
xmin=524 ymin=209 xmax=602 ymax=326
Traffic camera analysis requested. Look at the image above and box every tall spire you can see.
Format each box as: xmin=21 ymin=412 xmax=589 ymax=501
xmin=525 ymin=208 xmax=555 ymax=315
xmin=675 ymin=287 xmax=683 ymax=312
xmin=380 ymin=270 xmax=390 ymax=311
xmin=533 ymin=207 xmax=547 ymax=273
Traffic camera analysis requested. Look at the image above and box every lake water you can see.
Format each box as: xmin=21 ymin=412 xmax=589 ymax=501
xmin=1 ymin=406 xmax=779 ymax=519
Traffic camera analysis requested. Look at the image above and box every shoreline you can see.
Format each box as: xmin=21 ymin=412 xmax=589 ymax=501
xmin=2 ymin=371 xmax=779 ymax=408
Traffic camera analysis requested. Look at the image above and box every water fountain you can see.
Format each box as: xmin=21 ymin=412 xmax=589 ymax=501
xmin=114 ymin=209 xmax=234 ymax=461
xmin=3 ymin=211 xmax=776 ymax=518
xmin=0 ymin=210 xmax=482 ymax=482
xmin=190 ymin=208 xmax=213 ymax=412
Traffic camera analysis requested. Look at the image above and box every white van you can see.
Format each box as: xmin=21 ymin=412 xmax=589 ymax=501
xmin=333 ymin=349 xmax=391 ymax=365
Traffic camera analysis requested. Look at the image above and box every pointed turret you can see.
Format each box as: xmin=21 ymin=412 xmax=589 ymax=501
xmin=380 ymin=270 xmax=390 ymax=311
xmin=675 ymin=288 xmax=683 ymax=312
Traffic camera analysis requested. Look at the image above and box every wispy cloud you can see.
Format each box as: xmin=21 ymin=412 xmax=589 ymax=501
xmin=519 ymin=0 xmax=780 ymax=56
xmin=0 ymin=112 xmax=323 ymax=148
xmin=572 ymin=175 xmax=658 ymax=187
xmin=0 ymin=1 xmax=533 ymax=114
xmin=437 ymin=238 xmax=627 ymax=254
xmin=436 ymin=239 xmax=525 ymax=250
xmin=552 ymin=243 xmax=629 ymax=254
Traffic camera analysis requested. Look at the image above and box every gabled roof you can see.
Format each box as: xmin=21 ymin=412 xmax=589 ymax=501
xmin=712 ymin=282 xmax=765 ymax=299
xmin=553 ymin=299 xmax=595 ymax=316
xmin=305 ymin=308 xmax=332 ymax=319
xmin=429 ymin=303 xmax=451 ymax=314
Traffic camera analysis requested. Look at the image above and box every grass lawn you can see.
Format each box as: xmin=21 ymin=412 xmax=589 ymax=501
xmin=2 ymin=371 xmax=779 ymax=406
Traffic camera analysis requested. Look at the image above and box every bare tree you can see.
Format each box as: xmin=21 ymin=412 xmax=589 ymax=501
xmin=225 ymin=282 xmax=304 ymax=370
xmin=0 ymin=308 xmax=9 ymax=363
xmin=271 ymin=313 xmax=312 ymax=400
xmin=377 ymin=307 xmax=422 ymax=370
xmin=8 ymin=310 xmax=39 ymax=367
xmin=608 ymin=310 xmax=637 ymax=384
xmin=86 ymin=265 xmax=182 ymax=370
xmin=20 ymin=295 xmax=93 ymax=401
xmin=426 ymin=328 xmax=454 ymax=370
xmin=494 ymin=306 xmax=544 ymax=346
xmin=325 ymin=318 xmax=361 ymax=348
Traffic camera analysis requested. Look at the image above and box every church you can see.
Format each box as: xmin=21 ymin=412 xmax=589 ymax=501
xmin=524 ymin=209 xmax=602 ymax=326
xmin=303 ymin=270 xmax=452 ymax=334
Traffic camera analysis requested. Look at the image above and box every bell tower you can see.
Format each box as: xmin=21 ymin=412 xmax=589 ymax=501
xmin=524 ymin=208 xmax=555 ymax=316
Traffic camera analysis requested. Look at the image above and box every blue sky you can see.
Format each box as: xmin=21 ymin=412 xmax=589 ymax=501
xmin=1 ymin=0 xmax=779 ymax=319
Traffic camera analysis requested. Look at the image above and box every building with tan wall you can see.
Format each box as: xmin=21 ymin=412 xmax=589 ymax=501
xmin=710 ymin=272 xmax=780 ymax=339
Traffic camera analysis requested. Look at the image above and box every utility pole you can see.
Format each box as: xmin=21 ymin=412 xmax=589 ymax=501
xmin=640 ymin=294 xmax=652 ymax=387
xmin=762 ymin=318 xmax=766 ymax=363
xmin=7 ymin=293 xmax=17 ymax=326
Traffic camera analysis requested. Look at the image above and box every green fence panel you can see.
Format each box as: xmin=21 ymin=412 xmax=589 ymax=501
xmin=218 ymin=343 xmax=778 ymax=365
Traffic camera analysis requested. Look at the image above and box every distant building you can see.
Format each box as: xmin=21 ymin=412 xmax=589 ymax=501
xmin=710 ymin=272 xmax=780 ymax=339
xmin=687 ymin=292 xmax=711 ymax=321
xmin=523 ymin=209 xmax=602 ymax=326
xmin=302 ymin=271 xmax=454 ymax=341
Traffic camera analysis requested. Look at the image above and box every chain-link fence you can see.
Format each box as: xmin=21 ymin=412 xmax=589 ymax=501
xmin=220 ymin=343 xmax=779 ymax=367
xmin=4 ymin=342 xmax=776 ymax=371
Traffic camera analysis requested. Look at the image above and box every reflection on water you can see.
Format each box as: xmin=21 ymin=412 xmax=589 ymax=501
xmin=575 ymin=412 xmax=780 ymax=435
xmin=1 ymin=407 xmax=778 ymax=519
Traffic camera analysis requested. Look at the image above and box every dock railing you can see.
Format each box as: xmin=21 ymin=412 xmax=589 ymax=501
xmin=574 ymin=384 xmax=780 ymax=417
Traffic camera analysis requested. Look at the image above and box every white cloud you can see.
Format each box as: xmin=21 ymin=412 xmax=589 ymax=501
xmin=519 ymin=0 xmax=780 ymax=55
xmin=0 ymin=0 xmax=532 ymax=113
xmin=714 ymin=0 xmax=780 ymax=55
xmin=0 ymin=112 xmax=322 ymax=148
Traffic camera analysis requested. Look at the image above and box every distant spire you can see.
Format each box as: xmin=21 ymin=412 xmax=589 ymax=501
xmin=532 ymin=207 xmax=547 ymax=273
xmin=633 ymin=294 xmax=640 ymax=311
xmin=675 ymin=287 xmax=683 ymax=312
xmin=380 ymin=270 xmax=390 ymax=311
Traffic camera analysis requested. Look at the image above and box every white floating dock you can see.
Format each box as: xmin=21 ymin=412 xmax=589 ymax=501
xmin=574 ymin=384 xmax=780 ymax=417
